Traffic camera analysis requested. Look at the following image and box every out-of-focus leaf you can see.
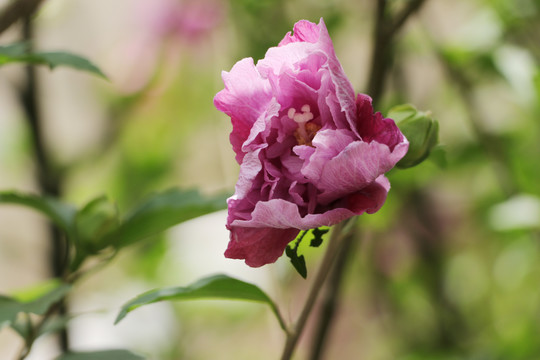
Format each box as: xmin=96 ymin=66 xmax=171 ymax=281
xmin=35 ymin=52 xmax=107 ymax=78
xmin=103 ymin=188 xmax=226 ymax=248
xmin=37 ymin=315 xmax=72 ymax=338
xmin=0 ymin=281 xmax=71 ymax=331
xmin=11 ymin=279 xmax=64 ymax=303
xmin=0 ymin=192 xmax=76 ymax=238
xmin=21 ymin=283 xmax=72 ymax=316
xmin=55 ymin=350 xmax=145 ymax=360
xmin=0 ymin=296 xmax=23 ymax=328
xmin=428 ymin=145 xmax=447 ymax=169
xmin=0 ymin=43 xmax=107 ymax=79
xmin=441 ymin=46 xmax=500 ymax=79
xmin=75 ymin=195 xmax=120 ymax=253
xmin=115 ymin=274 xmax=286 ymax=331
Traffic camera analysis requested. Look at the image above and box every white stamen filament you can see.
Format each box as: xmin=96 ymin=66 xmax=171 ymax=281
xmin=287 ymin=108 xmax=296 ymax=119
xmin=288 ymin=104 xmax=314 ymax=141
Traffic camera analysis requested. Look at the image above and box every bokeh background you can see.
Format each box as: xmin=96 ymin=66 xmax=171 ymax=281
xmin=1 ymin=0 xmax=540 ymax=359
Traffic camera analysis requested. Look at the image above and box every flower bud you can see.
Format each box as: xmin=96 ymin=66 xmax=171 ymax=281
xmin=388 ymin=104 xmax=439 ymax=169
xmin=75 ymin=196 xmax=120 ymax=253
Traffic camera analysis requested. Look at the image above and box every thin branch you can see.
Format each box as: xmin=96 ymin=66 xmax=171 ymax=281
xmin=367 ymin=0 xmax=428 ymax=104
xmin=0 ymin=0 xmax=44 ymax=35
xmin=280 ymin=220 xmax=354 ymax=360
xmin=308 ymin=229 xmax=356 ymax=360
xmin=367 ymin=0 xmax=390 ymax=102
xmin=306 ymin=1 xmax=431 ymax=358
xmin=387 ymin=0 xmax=428 ymax=39
xmin=18 ymin=15 xmax=70 ymax=354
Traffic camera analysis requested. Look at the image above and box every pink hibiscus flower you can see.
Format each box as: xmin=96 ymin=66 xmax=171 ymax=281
xmin=214 ymin=19 xmax=408 ymax=267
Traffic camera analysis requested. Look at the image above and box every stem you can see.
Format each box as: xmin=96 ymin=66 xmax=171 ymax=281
xmin=308 ymin=229 xmax=356 ymax=360
xmin=280 ymin=220 xmax=353 ymax=360
xmin=19 ymin=15 xmax=69 ymax=354
xmin=367 ymin=0 xmax=428 ymax=105
xmin=367 ymin=0 xmax=390 ymax=104
xmin=305 ymin=1 xmax=430 ymax=358
xmin=0 ymin=0 xmax=44 ymax=35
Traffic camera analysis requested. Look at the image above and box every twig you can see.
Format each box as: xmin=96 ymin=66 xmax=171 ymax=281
xmin=18 ymin=15 xmax=69 ymax=354
xmin=280 ymin=220 xmax=354 ymax=360
xmin=0 ymin=0 xmax=44 ymax=35
xmin=388 ymin=0 xmax=428 ymax=39
xmin=306 ymin=1 xmax=431 ymax=358
xmin=308 ymin=229 xmax=356 ymax=360
xmin=367 ymin=0 xmax=428 ymax=104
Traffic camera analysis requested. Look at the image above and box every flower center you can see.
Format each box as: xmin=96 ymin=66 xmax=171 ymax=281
xmin=288 ymin=104 xmax=321 ymax=146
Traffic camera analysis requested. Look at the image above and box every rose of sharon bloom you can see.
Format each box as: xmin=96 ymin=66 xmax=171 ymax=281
xmin=214 ymin=19 xmax=409 ymax=267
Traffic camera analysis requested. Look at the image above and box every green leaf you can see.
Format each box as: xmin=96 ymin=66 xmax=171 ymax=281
xmin=286 ymin=230 xmax=308 ymax=278
xmin=55 ymin=350 xmax=145 ymax=360
xmin=115 ymin=274 xmax=286 ymax=331
xmin=0 ymin=296 xmax=24 ymax=328
xmin=310 ymin=227 xmax=329 ymax=248
xmin=35 ymin=52 xmax=107 ymax=78
xmin=21 ymin=283 xmax=72 ymax=315
xmin=0 ymin=281 xmax=71 ymax=330
xmin=0 ymin=42 xmax=107 ymax=79
xmin=11 ymin=278 xmax=64 ymax=303
xmin=75 ymin=195 xmax=120 ymax=253
xmin=0 ymin=192 xmax=76 ymax=238
xmin=37 ymin=315 xmax=73 ymax=338
xmin=285 ymin=246 xmax=307 ymax=279
xmin=104 ymin=188 xmax=226 ymax=248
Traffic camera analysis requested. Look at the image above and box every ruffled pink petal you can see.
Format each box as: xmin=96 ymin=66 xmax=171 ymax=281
xmin=355 ymin=94 xmax=406 ymax=151
xmin=225 ymin=227 xmax=300 ymax=267
xmin=232 ymin=149 xmax=262 ymax=199
xmin=316 ymin=140 xmax=397 ymax=204
xmin=296 ymin=129 xmax=356 ymax=181
xmin=214 ymin=58 xmax=272 ymax=162
xmin=278 ymin=19 xmax=321 ymax=46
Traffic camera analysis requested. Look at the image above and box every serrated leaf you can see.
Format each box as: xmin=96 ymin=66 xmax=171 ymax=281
xmin=310 ymin=227 xmax=329 ymax=248
xmin=0 ymin=192 xmax=76 ymax=238
xmin=285 ymin=245 xmax=307 ymax=279
xmin=115 ymin=274 xmax=285 ymax=331
xmin=104 ymin=188 xmax=226 ymax=248
xmin=55 ymin=350 xmax=145 ymax=360
xmin=0 ymin=42 xmax=107 ymax=79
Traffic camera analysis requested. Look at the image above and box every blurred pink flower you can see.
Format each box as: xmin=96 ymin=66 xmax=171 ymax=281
xmin=214 ymin=19 xmax=408 ymax=267
xmin=112 ymin=0 xmax=223 ymax=93
xmin=143 ymin=0 xmax=222 ymax=42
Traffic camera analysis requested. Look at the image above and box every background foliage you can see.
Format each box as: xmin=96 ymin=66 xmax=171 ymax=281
xmin=0 ymin=0 xmax=539 ymax=359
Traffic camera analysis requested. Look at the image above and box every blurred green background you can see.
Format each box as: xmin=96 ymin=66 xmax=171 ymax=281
xmin=1 ymin=0 xmax=540 ymax=359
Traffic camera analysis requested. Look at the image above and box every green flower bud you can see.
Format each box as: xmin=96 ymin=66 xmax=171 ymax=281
xmin=75 ymin=196 xmax=119 ymax=253
xmin=388 ymin=104 xmax=439 ymax=169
